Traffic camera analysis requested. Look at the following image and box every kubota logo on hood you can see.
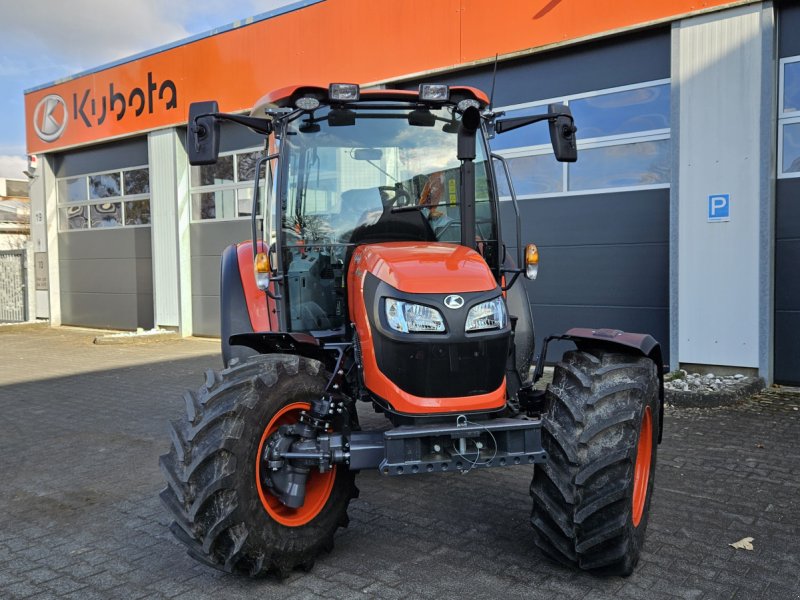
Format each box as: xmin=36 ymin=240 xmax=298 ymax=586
xmin=33 ymin=94 xmax=68 ymax=142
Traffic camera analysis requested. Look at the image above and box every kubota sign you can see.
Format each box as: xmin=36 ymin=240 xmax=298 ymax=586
xmin=30 ymin=74 xmax=178 ymax=145
xmin=24 ymin=0 xmax=752 ymax=154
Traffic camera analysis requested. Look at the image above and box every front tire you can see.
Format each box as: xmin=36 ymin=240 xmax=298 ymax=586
xmin=530 ymin=348 xmax=659 ymax=576
xmin=159 ymin=354 xmax=357 ymax=577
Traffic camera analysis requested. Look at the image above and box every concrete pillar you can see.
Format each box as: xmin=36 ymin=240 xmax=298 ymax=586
xmin=148 ymin=128 xmax=192 ymax=335
xmin=671 ymin=3 xmax=776 ymax=380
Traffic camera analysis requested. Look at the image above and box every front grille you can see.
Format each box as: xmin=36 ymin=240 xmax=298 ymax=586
xmin=374 ymin=336 xmax=508 ymax=398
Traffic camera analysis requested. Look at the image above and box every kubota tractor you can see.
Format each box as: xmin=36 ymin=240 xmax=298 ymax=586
xmin=160 ymin=83 xmax=664 ymax=578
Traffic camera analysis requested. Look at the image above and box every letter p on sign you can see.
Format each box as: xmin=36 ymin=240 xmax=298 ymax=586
xmin=708 ymin=194 xmax=730 ymax=222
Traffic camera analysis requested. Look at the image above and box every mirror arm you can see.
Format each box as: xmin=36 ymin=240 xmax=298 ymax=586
xmin=195 ymin=112 xmax=273 ymax=135
xmin=495 ymin=112 xmax=572 ymax=134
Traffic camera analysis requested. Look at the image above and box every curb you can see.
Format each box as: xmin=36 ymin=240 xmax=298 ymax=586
xmin=93 ymin=332 xmax=180 ymax=345
xmin=665 ymin=377 xmax=766 ymax=408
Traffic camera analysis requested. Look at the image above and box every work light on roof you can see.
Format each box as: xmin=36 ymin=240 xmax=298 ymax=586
xmin=295 ymin=96 xmax=320 ymax=110
xmin=329 ymin=83 xmax=360 ymax=102
xmin=419 ymin=84 xmax=449 ymax=102
xmin=457 ymin=98 xmax=481 ymax=112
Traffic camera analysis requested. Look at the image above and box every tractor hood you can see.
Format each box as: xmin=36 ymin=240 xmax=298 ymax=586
xmin=349 ymin=242 xmax=497 ymax=294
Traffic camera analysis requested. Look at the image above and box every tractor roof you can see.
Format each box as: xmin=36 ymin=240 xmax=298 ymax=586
xmin=250 ymin=84 xmax=489 ymax=117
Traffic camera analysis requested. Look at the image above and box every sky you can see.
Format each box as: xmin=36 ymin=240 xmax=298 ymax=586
xmin=0 ymin=0 xmax=299 ymax=179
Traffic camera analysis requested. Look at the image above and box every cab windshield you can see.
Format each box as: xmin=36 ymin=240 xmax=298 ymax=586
xmin=280 ymin=106 xmax=497 ymax=247
xmin=275 ymin=105 xmax=499 ymax=332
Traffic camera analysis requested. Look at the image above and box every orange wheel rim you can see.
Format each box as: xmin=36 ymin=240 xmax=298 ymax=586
xmin=255 ymin=401 xmax=336 ymax=527
xmin=632 ymin=406 xmax=653 ymax=527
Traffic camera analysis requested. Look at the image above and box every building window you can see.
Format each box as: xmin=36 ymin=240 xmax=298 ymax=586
xmin=779 ymin=57 xmax=800 ymax=178
xmin=492 ymin=80 xmax=671 ymax=198
xmin=57 ymin=167 xmax=150 ymax=231
xmin=190 ymin=148 xmax=263 ymax=221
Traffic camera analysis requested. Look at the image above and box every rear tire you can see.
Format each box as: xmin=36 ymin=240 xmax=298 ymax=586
xmin=530 ymin=348 xmax=659 ymax=576
xmin=159 ymin=354 xmax=357 ymax=578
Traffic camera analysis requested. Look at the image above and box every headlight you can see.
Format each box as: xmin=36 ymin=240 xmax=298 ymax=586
xmin=385 ymin=298 xmax=445 ymax=333
xmin=465 ymin=297 xmax=507 ymax=332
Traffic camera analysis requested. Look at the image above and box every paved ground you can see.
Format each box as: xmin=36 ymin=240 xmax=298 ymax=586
xmin=1 ymin=326 xmax=798 ymax=600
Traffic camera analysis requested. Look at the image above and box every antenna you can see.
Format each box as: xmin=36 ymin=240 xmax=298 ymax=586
xmin=488 ymin=53 xmax=499 ymax=111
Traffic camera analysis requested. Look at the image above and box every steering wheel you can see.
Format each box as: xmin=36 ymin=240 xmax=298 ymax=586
xmin=379 ymin=185 xmax=412 ymax=208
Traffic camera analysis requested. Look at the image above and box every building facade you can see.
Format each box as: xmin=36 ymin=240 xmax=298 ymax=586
xmin=23 ymin=0 xmax=800 ymax=384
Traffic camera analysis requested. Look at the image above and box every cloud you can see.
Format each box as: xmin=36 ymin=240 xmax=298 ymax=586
xmin=0 ymin=1 xmax=189 ymax=71
xmin=0 ymin=0 xmax=301 ymax=74
xmin=0 ymin=155 xmax=27 ymax=179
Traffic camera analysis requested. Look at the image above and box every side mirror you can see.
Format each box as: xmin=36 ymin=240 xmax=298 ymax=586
xmin=187 ymin=101 xmax=220 ymax=165
xmin=457 ymin=105 xmax=481 ymax=161
xmin=548 ymin=103 xmax=578 ymax=163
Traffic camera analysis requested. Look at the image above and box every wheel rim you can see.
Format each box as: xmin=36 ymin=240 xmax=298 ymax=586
xmin=255 ymin=401 xmax=337 ymax=527
xmin=632 ymin=406 xmax=653 ymax=527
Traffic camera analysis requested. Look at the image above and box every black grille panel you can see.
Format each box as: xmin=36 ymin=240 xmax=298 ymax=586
xmin=374 ymin=336 xmax=509 ymax=398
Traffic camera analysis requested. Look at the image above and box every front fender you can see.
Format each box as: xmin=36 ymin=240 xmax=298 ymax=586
xmin=562 ymin=328 xmax=665 ymax=443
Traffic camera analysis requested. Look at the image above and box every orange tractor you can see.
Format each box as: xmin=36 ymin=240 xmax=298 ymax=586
xmin=160 ymin=83 xmax=663 ymax=577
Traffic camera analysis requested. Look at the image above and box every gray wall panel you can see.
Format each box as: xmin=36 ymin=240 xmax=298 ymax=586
xmin=192 ymin=295 xmax=221 ymax=338
xmin=776 ymin=179 xmax=800 ymax=240
xmin=528 ymin=244 xmax=668 ymax=307
xmin=60 ymin=292 xmax=153 ymax=330
xmin=779 ymin=3 xmax=800 ymax=58
xmin=58 ymin=228 xmax=152 ymax=259
xmin=400 ymin=29 xmax=670 ymax=105
xmin=775 ymin=172 xmax=800 ymax=383
xmin=502 ymin=190 xmax=670 ymax=247
xmin=776 ymin=240 xmax=800 ymax=311
xmin=191 ymin=255 xmax=223 ymax=297
xmin=190 ymin=220 xmax=252 ymax=336
xmin=53 ymin=137 xmax=149 ymax=177
xmin=58 ymin=228 xmax=153 ymax=329
xmin=59 ymin=257 xmax=153 ymax=294
xmin=775 ymin=312 xmax=800 ymax=386
xmin=499 ymin=189 xmax=670 ymax=363
xmin=191 ymin=221 xmax=252 ymax=256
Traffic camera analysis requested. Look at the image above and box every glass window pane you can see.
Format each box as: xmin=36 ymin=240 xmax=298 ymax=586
xmin=125 ymin=200 xmax=151 ymax=225
xmin=490 ymin=106 xmax=552 ymax=151
xmin=191 ymin=155 xmax=234 ymax=187
xmin=124 ymin=168 xmax=150 ymax=195
xmin=237 ymin=151 xmax=261 ymax=182
xmin=784 ymin=61 xmax=800 ymax=114
xmin=570 ymin=84 xmax=670 ymax=139
xmin=89 ymin=172 xmax=121 ymax=199
xmin=783 ymin=122 xmax=800 ymax=173
xmin=60 ymin=206 xmax=88 ymax=230
xmin=57 ymin=177 xmax=87 ymax=202
xmin=569 ymin=140 xmax=670 ymax=190
xmin=90 ymin=202 xmax=122 ymax=228
xmin=505 ymin=153 xmax=564 ymax=196
xmin=192 ymin=190 xmax=235 ymax=220
xmin=237 ymin=187 xmax=264 ymax=217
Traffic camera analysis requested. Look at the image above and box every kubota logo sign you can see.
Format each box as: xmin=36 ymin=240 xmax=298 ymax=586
xmin=33 ymin=94 xmax=68 ymax=142
xmin=30 ymin=72 xmax=178 ymax=146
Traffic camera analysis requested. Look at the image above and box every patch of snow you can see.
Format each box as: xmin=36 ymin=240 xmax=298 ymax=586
xmin=103 ymin=327 xmax=174 ymax=338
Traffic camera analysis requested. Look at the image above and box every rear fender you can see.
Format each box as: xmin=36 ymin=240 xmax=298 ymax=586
xmin=562 ymin=328 xmax=665 ymax=443
xmin=220 ymin=241 xmax=276 ymax=366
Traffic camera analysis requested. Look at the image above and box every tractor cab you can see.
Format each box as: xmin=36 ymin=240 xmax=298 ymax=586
xmin=269 ymin=89 xmax=500 ymax=334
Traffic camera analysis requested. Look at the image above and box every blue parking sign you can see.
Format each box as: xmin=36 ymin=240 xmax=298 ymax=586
xmin=708 ymin=194 xmax=730 ymax=222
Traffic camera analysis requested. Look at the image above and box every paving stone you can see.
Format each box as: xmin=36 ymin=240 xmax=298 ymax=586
xmin=0 ymin=326 xmax=798 ymax=599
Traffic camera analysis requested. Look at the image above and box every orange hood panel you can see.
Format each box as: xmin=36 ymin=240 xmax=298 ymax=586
xmin=350 ymin=242 xmax=496 ymax=294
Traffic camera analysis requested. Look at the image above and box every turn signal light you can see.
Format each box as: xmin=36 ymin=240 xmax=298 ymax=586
xmin=254 ymin=251 xmax=271 ymax=290
xmin=524 ymin=243 xmax=539 ymax=280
